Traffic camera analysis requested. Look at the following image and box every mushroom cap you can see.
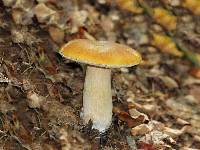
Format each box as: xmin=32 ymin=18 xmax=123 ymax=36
xmin=60 ymin=39 xmax=142 ymax=68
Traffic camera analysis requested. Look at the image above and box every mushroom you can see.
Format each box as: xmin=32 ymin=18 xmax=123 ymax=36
xmin=60 ymin=39 xmax=142 ymax=132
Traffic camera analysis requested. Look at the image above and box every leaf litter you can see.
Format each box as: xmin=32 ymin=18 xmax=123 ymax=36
xmin=0 ymin=0 xmax=200 ymax=149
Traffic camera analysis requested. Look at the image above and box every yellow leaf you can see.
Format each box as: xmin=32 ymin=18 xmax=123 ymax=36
xmin=153 ymin=7 xmax=177 ymax=31
xmin=116 ymin=0 xmax=143 ymax=14
xmin=183 ymin=0 xmax=200 ymax=15
xmin=152 ymin=33 xmax=183 ymax=57
xmin=196 ymin=53 xmax=200 ymax=62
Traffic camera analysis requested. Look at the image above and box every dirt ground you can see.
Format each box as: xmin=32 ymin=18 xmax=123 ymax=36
xmin=0 ymin=0 xmax=200 ymax=149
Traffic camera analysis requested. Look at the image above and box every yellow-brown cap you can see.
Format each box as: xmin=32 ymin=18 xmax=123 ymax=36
xmin=60 ymin=39 xmax=142 ymax=68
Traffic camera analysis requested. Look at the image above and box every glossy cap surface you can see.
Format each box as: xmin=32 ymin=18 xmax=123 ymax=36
xmin=60 ymin=39 xmax=142 ymax=68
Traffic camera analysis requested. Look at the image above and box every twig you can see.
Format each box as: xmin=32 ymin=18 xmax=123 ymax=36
xmin=11 ymin=135 xmax=32 ymax=150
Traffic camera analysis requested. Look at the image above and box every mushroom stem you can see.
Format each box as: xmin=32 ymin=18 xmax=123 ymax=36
xmin=83 ymin=66 xmax=112 ymax=132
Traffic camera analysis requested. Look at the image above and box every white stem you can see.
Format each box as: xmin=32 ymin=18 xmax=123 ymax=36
xmin=83 ymin=66 xmax=112 ymax=132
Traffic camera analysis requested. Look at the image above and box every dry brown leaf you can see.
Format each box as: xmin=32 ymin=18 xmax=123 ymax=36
xmin=131 ymin=124 xmax=151 ymax=136
xmin=128 ymin=100 xmax=156 ymax=113
xmin=13 ymin=0 xmax=35 ymax=12
xmin=137 ymin=142 xmax=156 ymax=150
xmin=12 ymin=8 xmax=34 ymax=25
xmin=129 ymin=108 xmax=149 ymax=121
xmin=189 ymin=85 xmax=200 ymax=102
xmin=34 ymin=3 xmax=56 ymax=23
xmin=176 ymin=118 xmax=190 ymax=126
xmin=113 ymin=106 xmax=144 ymax=128
xmin=190 ymin=68 xmax=200 ymax=78
xmin=181 ymin=147 xmax=199 ymax=150
xmin=139 ymin=130 xmax=176 ymax=149
xmin=194 ymin=135 xmax=200 ymax=142
xmin=163 ymin=126 xmax=189 ymax=138
xmin=11 ymin=27 xmax=38 ymax=45
xmin=159 ymin=76 xmax=178 ymax=89
xmin=183 ymin=77 xmax=200 ymax=85
xmin=2 ymin=0 xmax=15 ymax=7
xmin=70 ymin=9 xmax=88 ymax=34
xmin=48 ymin=11 xmax=68 ymax=29
xmin=0 ymin=73 xmax=10 ymax=83
xmin=27 ymin=90 xmax=45 ymax=108
xmin=48 ymin=26 xmax=64 ymax=44
xmin=59 ymin=128 xmax=72 ymax=150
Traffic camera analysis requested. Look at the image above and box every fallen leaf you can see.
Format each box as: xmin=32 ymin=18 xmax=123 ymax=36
xmin=194 ymin=135 xmax=200 ymax=142
xmin=113 ymin=106 xmax=144 ymax=128
xmin=13 ymin=0 xmax=34 ymax=12
xmin=190 ymin=67 xmax=200 ymax=78
xmin=126 ymin=136 xmax=137 ymax=150
xmin=0 ymin=73 xmax=10 ymax=83
xmin=116 ymin=0 xmax=143 ymax=14
xmin=2 ymin=0 xmax=15 ymax=7
xmin=181 ymin=147 xmax=200 ymax=150
xmin=34 ymin=3 xmax=56 ymax=23
xmin=163 ymin=126 xmax=189 ymax=138
xmin=59 ymin=128 xmax=72 ymax=150
xmin=27 ymin=90 xmax=45 ymax=108
xmin=131 ymin=124 xmax=151 ymax=136
xmin=128 ymin=100 xmax=156 ymax=113
xmin=48 ymin=11 xmax=68 ymax=29
xmin=139 ymin=130 xmax=176 ymax=149
xmin=183 ymin=77 xmax=200 ymax=85
xmin=129 ymin=108 xmax=149 ymax=121
xmin=12 ymin=8 xmax=33 ymax=25
xmin=138 ymin=142 xmax=155 ymax=150
xmin=48 ymin=26 xmax=64 ymax=44
xmin=182 ymin=0 xmax=200 ymax=16
xmin=70 ymin=9 xmax=88 ymax=33
xmin=159 ymin=75 xmax=178 ymax=89
xmin=151 ymin=33 xmax=183 ymax=57
xmin=176 ymin=118 xmax=190 ymax=126
xmin=153 ymin=7 xmax=177 ymax=31
xmin=189 ymin=85 xmax=200 ymax=102
xmin=11 ymin=27 xmax=38 ymax=45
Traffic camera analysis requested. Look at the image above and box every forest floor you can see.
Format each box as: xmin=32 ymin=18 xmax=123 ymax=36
xmin=0 ymin=0 xmax=200 ymax=149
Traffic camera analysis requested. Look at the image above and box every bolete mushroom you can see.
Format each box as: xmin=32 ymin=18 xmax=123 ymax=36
xmin=60 ymin=39 xmax=142 ymax=132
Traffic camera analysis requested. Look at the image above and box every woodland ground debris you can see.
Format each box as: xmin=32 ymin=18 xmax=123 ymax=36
xmin=0 ymin=0 xmax=200 ymax=149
